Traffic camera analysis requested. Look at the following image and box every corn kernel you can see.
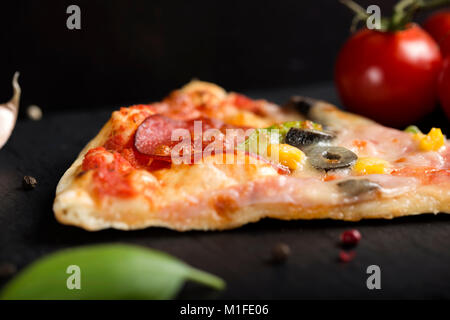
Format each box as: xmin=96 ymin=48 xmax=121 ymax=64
xmin=353 ymin=157 xmax=389 ymax=175
xmin=414 ymin=128 xmax=445 ymax=151
xmin=267 ymin=144 xmax=305 ymax=170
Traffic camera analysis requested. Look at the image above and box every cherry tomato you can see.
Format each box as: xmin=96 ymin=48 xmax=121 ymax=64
xmin=438 ymin=31 xmax=450 ymax=57
xmin=423 ymin=10 xmax=450 ymax=55
xmin=438 ymin=56 xmax=450 ymax=120
xmin=335 ymin=24 xmax=442 ymax=127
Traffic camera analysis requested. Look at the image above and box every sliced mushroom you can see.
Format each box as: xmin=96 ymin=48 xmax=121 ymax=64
xmin=0 ymin=73 xmax=21 ymax=149
xmin=306 ymin=146 xmax=357 ymax=171
xmin=337 ymin=179 xmax=380 ymax=197
xmin=285 ymin=127 xmax=335 ymax=149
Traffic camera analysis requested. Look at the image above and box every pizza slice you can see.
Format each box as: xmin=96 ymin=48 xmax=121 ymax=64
xmin=53 ymin=81 xmax=450 ymax=231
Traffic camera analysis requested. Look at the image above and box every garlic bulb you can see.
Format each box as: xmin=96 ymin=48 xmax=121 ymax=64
xmin=0 ymin=72 xmax=21 ymax=149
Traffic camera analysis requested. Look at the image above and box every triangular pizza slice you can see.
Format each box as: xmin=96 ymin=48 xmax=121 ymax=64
xmin=54 ymin=81 xmax=450 ymax=231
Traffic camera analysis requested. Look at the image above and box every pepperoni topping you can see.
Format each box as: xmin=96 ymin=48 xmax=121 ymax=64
xmin=134 ymin=114 xmax=233 ymax=161
xmin=133 ymin=114 xmax=290 ymax=173
xmin=134 ymin=115 xmax=186 ymax=158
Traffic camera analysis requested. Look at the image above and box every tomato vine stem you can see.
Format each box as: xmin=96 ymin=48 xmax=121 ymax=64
xmin=341 ymin=0 xmax=450 ymax=32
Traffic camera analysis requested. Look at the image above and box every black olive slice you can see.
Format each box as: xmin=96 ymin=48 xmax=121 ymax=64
xmin=306 ymin=146 xmax=357 ymax=170
xmin=285 ymin=127 xmax=335 ymax=149
xmin=282 ymin=96 xmax=317 ymax=116
xmin=337 ymin=179 xmax=380 ymax=197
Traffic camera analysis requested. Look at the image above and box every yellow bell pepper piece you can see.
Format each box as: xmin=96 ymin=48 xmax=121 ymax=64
xmin=414 ymin=128 xmax=445 ymax=152
xmin=353 ymin=157 xmax=389 ymax=175
xmin=267 ymin=144 xmax=305 ymax=170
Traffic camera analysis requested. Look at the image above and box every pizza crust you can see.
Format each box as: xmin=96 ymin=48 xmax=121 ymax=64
xmin=53 ymin=82 xmax=450 ymax=231
xmin=54 ymin=175 xmax=450 ymax=231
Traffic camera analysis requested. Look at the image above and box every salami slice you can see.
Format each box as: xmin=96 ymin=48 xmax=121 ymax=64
xmin=134 ymin=114 xmax=232 ymax=161
xmin=134 ymin=115 xmax=187 ymax=158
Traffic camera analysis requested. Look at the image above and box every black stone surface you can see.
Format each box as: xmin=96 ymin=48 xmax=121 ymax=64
xmin=1 ymin=83 xmax=450 ymax=299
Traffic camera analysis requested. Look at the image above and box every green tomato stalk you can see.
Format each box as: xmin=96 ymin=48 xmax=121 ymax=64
xmin=341 ymin=0 xmax=450 ymax=32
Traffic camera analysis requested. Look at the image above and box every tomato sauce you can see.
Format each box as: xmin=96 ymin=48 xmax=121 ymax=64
xmin=83 ymin=113 xmax=174 ymax=198
xmin=82 ymin=147 xmax=135 ymax=198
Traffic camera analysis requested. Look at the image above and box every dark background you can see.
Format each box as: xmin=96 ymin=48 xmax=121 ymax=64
xmin=0 ymin=0 xmax=414 ymax=112
xmin=2 ymin=1 xmax=450 ymax=300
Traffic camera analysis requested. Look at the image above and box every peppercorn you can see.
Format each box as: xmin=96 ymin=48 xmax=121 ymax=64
xmin=26 ymin=105 xmax=43 ymax=121
xmin=22 ymin=175 xmax=37 ymax=190
xmin=339 ymin=250 xmax=356 ymax=263
xmin=340 ymin=229 xmax=362 ymax=246
xmin=270 ymin=243 xmax=291 ymax=264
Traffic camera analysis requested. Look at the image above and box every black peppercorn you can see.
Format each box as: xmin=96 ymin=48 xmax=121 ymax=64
xmin=22 ymin=175 xmax=37 ymax=190
xmin=270 ymin=243 xmax=291 ymax=264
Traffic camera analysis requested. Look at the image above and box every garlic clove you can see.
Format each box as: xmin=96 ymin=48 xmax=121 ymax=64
xmin=0 ymin=72 xmax=21 ymax=149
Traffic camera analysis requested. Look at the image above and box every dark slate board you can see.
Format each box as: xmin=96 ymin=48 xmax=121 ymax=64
xmin=1 ymin=83 xmax=450 ymax=299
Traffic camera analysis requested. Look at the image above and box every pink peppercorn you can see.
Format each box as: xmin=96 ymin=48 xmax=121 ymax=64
xmin=339 ymin=250 xmax=356 ymax=263
xmin=340 ymin=229 xmax=362 ymax=246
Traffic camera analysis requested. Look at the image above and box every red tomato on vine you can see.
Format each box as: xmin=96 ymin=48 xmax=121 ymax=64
xmin=438 ymin=56 xmax=450 ymax=119
xmin=335 ymin=0 xmax=447 ymax=127
xmin=424 ymin=10 xmax=450 ymax=55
